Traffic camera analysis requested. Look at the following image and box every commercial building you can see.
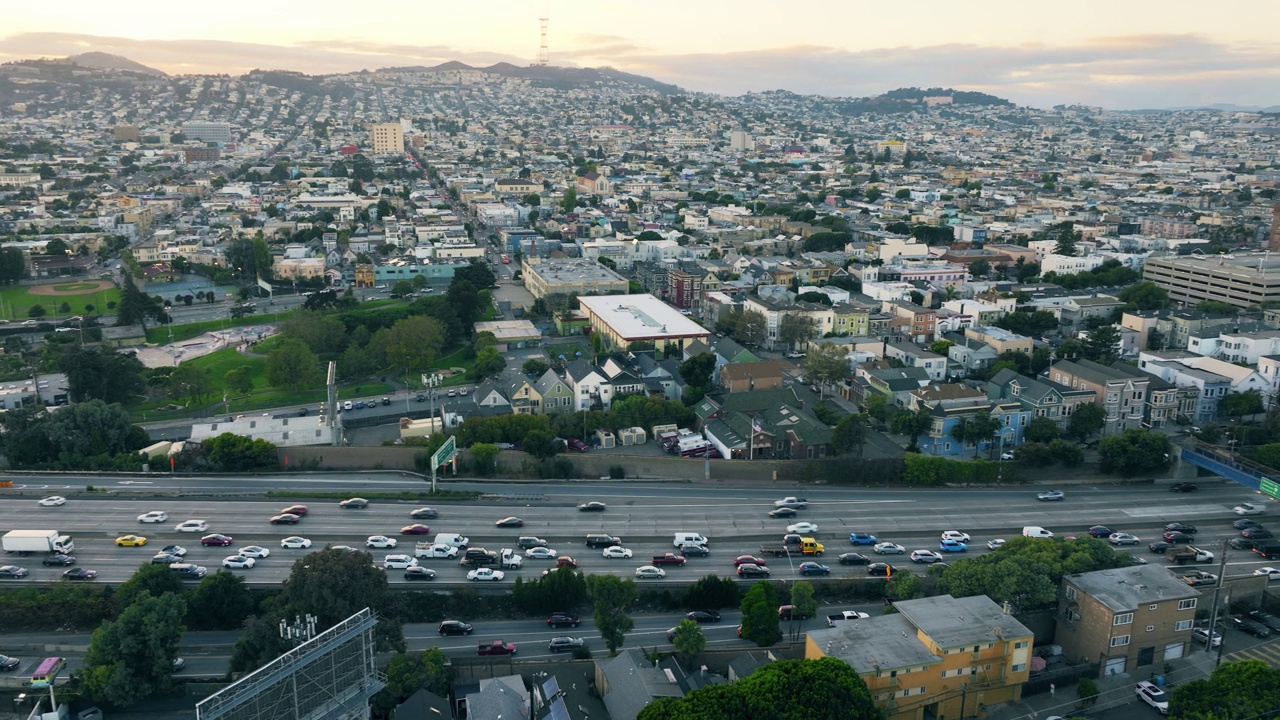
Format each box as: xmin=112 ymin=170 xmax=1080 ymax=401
xmin=189 ymin=415 xmax=337 ymax=447
xmin=578 ymin=293 xmax=711 ymax=353
xmin=181 ymin=122 xmax=233 ymax=144
xmin=522 ymin=257 xmax=628 ymax=299
xmin=472 ymin=320 xmax=541 ymax=350
xmin=1143 ymin=253 xmax=1280 ymax=309
xmin=369 ymin=123 xmax=405 ymax=154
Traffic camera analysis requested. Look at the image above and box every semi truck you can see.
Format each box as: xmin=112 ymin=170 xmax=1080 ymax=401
xmin=2 ymin=530 xmax=74 ymax=555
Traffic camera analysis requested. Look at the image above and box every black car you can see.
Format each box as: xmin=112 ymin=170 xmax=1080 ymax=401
xmin=1248 ymin=610 xmax=1280 ymax=633
xmin=437 ymin=620 xmax=474 ymax=636
xmin=767 ymin=507 xmax=798 ymax=518
xmin=0 ymin=654 xmax=18 ymax=671
xmin=547 ymin=612 xmax=581 ymax=628
xmin=1230 ymin=616 xmax=1273 ymax=638
xmin=548 ymin=636 xmax=584 ymax=653
xmin=1234 ymin=518 xmax=1264 ymax=530
xmin=495 ymin=517 xmax=524 ymax=528
xmin=1163 ymin=531 xmax=1195 ymax=544
xmin=410 ymin=507 xmax=439 ymax=519
xmin=839 ymin=552 xmax=872 ymax=565
xmin=1164 ymin=522 xmax=1197 ymax=534
xmin=1087 ymin=525 xmax=1115 ymax=538
xmin=680 ymin=544 xmax=710 ymax=557
xmin=577 ymin=502 xmax=607 ymax=512
xmin=0 ymin=566 xmax=29 ymax=579
xmin=62 ymin=568 xmax=97 ymax=581
xmin=403 ymin=567 xmax=437 ymax=581
xmin=270 ymin=514 xmax=301 ymax=525
xmin=686 ymin=610 xmax=722 ymax=624
xmin=867 ymin=563 xmax=895 ymax=577
xmin=1244 ymin=528 xmax=1275 ymax=540
xmin=1170 ymin=483 xmax=1199 ymax=492
xmin=1229 ymin=537 xmax=1260 ymax=551
xmin=737 ymin=563 xmax=770 ymax=578
xmin=152 ymin=553 xmax=184 ymax=564
xmin=1148 ymin=541 xmax=1171 ymax=554
xmin=339 ymin=498 xmax=369 ymax=509
xmin=42 ymin=554 xmax=75 ymax=566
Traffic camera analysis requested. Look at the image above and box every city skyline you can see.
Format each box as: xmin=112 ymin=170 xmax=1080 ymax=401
xmin=0 ymin=0 xmax=1278 ymax=109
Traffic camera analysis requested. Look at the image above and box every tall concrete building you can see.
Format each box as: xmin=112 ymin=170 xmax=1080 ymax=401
xmin=370 ymin=123 xmax=404 ymax=154
xmin=1270 ymin=201 xmax=1280 ymax=251
xmin=181 ymin=122 xmax=233 ymax=144
xmin=1143 ymin=253 xmax=1280 ymax=309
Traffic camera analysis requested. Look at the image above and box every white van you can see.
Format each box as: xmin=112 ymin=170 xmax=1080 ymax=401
xmin=499 ymin=548 xmax=523 ymax=568
xmin=673 ymin=532 xmax=709 ymax=548
xmin=433 ymin=533 xmax=470 ymax=548
xmin=1022 ymin=526 xmax=1055 ymax=539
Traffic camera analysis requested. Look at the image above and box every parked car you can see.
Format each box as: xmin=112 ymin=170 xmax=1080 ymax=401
xmin=1135 ymin=680 xmax=1169 ymax=713
xmin=1229 ymin=615 xmax=1273 ymax=638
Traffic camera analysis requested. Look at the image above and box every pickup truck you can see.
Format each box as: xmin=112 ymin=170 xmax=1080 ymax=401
xmin=760 ymin=537 xmax=825 ymax=557
xmin=414 ymin=543 xmax=459 ymax=559
xmin=1180 ymin=570 xmax=1219 ymax=587
xmin=1167 ymin=546 xmax=1215 ymax=565
xmin=459 ymin=551 xmax=499 ymax=568
xmin=500 ymin=549 xmax=523 ymax=569
xmin=477 ymin=640 xmax=517 ymax=656
xmin=651 ymin=553 xmax=687 ymax=566
xmin=827 ymin=611 xmax=871 ymax=627
xmin=773 ymin=497 xmax=809 ymax=509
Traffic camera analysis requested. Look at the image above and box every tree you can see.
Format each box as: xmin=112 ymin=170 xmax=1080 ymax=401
xmin=587 ymin=574 xmax=636 ymax=654
xmin=560 ymin=187 xmax=578 ymax=213
xmin=801 ymin=344 xmax=853 ymax=394
xmin=266 ymin=338 xmax=322 ymax=391
xmin=679 ymin=352 xmax=716 ymax=390
xmin=885 ymin=572 xmax=924 ymax=601
xmin=372 ymin=649 xmax=450 ymax=717
xmin=57 ymin=347 xmax=147 ymax=404
xmin=469 ymin=443 xmax=501 ymax=476
xmin=1048 ymin=438 xmax=1084 ymax=466
xmin=385 ymin=316 xmax=445 ymax=373
xmin=1024 ymin=416 xmax=1059 ymax=444
xmin=454 ymin=260 xmax=497 ymax=290
xmin=81 ymin=592 xmax=187 ymax=707
xmin=778 ymin=313 xmax=819 ymax=350
xmin=1047 ymin=221 xmax=1080 ymax=257
xmin=225 ymin=366 xmax=255 ymax=396
xmin=0 ymin=400 xmax=145 ymax=469
xmin=446 ymin=279 xmax=485 ymax=332
xmin=187 ymin=571 xmax=256 ymax=630
xmin=169 ymin=364 xmax=214 ymax=404
xmin=1170 ymin=659 xmax=1280 ymax=719
xmin=1118 ymin=281 xmax=1170 ymax=311
xmin=281 ymin=311 xmax=347 ymax=354
xmin=670 ymin=618 xmax=706 ymax=669
xmin=832 ymin=413 xmax=869 ymax=457
xmin=1077 ymin=678 xmax=1100 ymax=710
xmin=0 ymin=246 xmax=26 ymax=283
xmin=952 ymin=414 xmax=1000 ymax=458
xmin=472 ymin=347 xmax=506 ymax=382
xmin=1221 ymin=391 xmax=1264 ymax=419
xmin=391 ymin=279 xmax=414 ymax=298
xmin=1098 ymin=429 xmax=1171 ymax=476
xmin=115 ymin=274 xmax=167 ymax=330
xmin=522 ymin=358 xmax=550 ymax=376
xmin=939 ymin=535 xmax=1130 ymax=612
xmin=1080 ymin=325 xmax=1121 ymax=365
xmin=739 ymin=580 xmax=781 ymax=646
xmin=891 ymin=407 xmax=933 ymax=450
xmin=969 ymin=258 xmax=991 ymax=278
xmin=116 ymin=562 xmax=186 ymax=609
xmin=1068 ymin=402 xmax=1106 ymax=441
xmin=682 ymin=575 xmax=741 ymax=609
xmin=789 ymin=581 xmax=818 ymax=623
xmin=522 ymin=429 xmax=562 ymax=460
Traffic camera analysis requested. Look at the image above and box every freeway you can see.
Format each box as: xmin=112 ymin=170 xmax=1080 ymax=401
xmin=0 ymin=480 xmax=1276 ymax=586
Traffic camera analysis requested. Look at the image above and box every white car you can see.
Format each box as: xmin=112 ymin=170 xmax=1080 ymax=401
xmin=786 ymin=522 xmax=820 ymax=534
xmin=223 ymin=556 xmax=255 ymax=569
xmin=1037 ymin=490 xmax=1065 ymax=501
xmin=873 ymin=542 xmax=906 ymax=555
xmin=138 ymin=511 xmax=169 ymax=523
xmin=634 ymin=565 xmax=666 ymax=579
xmin=38 ymin=496 xmax=66 ymax=507
xmin=238 ymin=546 xmax=271 ymax=558
xmin=602 ymin=546 xmax=633 ymax=559
xmin=1108 ymin=533 xmax=1140 ymax=546
xmin=280 ymin=537 xmax=312 ymax=549
xmin=910 ymin=550 xmax=944 ymax=564
xmin=1254 ymin=567 xmax=1280 ymax=581
xmin=366 ymin=536 xmax=398 ymax=549
xmin=1192 ymin=627 xmax=1223 ymax=647
xmin=467 ymin=567 xmax=505 ymax=581
xmin=1135 ymin=680 xmax=1169 ymax=714
xmin=999 ymin=451 xmax=1014 ymax=460
xmin=524 ymin=546 xmax=557 ymax=559
xmin=174 ymin=520 xmax=208 ymax=533
xmin=987 ymin=539 xmax=1006 ymax=550
xmin=1234 ymin=502 xmax=1266 ymax=516
xmin=383 ymin=555 xmax=417 ymax=569
xmin=940 ymin=531 xmax=971 ymax=543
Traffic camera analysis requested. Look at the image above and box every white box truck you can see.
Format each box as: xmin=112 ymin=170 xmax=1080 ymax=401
xmin=3 ymin=530 xmax=74 ymax=554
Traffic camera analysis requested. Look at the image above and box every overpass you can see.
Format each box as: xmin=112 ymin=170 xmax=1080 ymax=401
xmin=1179 ymin=440 xmax=1280 ymax=498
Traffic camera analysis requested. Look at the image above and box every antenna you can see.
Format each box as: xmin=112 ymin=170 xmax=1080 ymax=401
xmin=536 ymin=17 xmax=550 ymax=66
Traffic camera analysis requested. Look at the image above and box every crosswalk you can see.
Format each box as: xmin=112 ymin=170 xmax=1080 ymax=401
xmin=1224 ymin=642 xmax=1280 ymax=668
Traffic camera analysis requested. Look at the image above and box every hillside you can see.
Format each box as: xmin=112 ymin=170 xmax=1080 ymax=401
xmin=57 ymin=52 xmax=166 ymax=77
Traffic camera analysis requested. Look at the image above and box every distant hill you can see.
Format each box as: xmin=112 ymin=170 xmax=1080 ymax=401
xmin=830 ymin=87 xmax=1014 ymax=115
xmin=56 ymin=52 xmax=166 ymax=77
xmin=1154 ymin=103 xmax=1280 ymax=113
xmin=378 ymin=61 xmax=684 ymax=95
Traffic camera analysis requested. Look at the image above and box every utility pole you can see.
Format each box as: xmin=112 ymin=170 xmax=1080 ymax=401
xmin=1205 ymin=538 xmax=1231 ymax=654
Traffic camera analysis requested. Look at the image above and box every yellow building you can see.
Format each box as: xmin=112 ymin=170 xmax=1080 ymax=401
xmin=370 ymin=123 xmax=405 ymax=154
xmin=806 ymin=594 xmax=1033 ymax=720
xmin=354 ymin=263 xmax=375 ymax=288
xmin=833 ymin=304 xmax=871 ymax=337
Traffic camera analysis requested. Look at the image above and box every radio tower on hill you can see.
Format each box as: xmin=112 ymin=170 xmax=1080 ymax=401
xmin=536 ymin=17 xmax=550 ymax=66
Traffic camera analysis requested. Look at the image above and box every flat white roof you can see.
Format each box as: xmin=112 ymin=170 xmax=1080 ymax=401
xmin=578 ymin=294 xmax=710 ymax=340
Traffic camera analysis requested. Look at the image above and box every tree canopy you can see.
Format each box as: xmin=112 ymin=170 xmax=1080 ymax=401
xmin=1170 ymin=659 xmax=1280 ymax=720
xmin=81 ymin=592 xmax=187 ymax=708
xmin=1097 ymin=429 xmax=1171 ymax=476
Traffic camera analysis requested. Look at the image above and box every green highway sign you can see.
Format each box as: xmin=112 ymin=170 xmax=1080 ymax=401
xmin=1262 ymin=477 xmax=1280 ymax=500
xmin=432 ymin=435 xmax=457 ymax=468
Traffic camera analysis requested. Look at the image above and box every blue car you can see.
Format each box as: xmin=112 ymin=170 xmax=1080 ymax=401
xmin=799 ymin=562 xmax=830 ymax=576
xmin=938 ymin=539 xmax=968 ymax=553
xmin=849 ymin=532 xmax=878 ymax=545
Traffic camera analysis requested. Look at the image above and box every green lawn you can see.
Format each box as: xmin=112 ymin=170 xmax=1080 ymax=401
xmin=0 ymin=283 xmax=120 ymax=320
xmin=144 ymin=314 xmax=283 ymax=344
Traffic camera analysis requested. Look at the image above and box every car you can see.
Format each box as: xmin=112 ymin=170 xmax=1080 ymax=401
xmin=280 ymin=505 xmax=309 ymax=516
xmin=161 ymin=545 xmax=186 ymax=557
xmin=1235 ymin=518 xmax=1266 ymax=530
xmin=838 ymin=552 xmax=871 ymax=565
xmin=686 ymin=610 xmax=722 ymax=623
xmin=767 ymin=507 xmax=798 ymax=518
xmin=1087 ymin=525 xmax=1115 ymax=538
xmin=1254 ymin=566 xmax=1280 ymax=581
xmin=873 ymin=542 xmax=906 ymax=555
xmin=404 ymin=567 xmax=438 ymax=581
xmin=459 ymin=387 xmax=469 ymax=396
xmin=1136 ymin=680 xmax=1169 ymax=713
xmin=410 ymin=507 xmax=439 ymax=519
xmin=1000 ymin=451 xmax=1015 ymax=460
xmin=910 ymin=549 xmax=943 ymax=564
xmin=602 ymin=546 xmax=633 ymax=559
xmin=525 ymin=547 xmax=558 ymax=559
xmin=1192 ymin=626 xmax=1223 ymax=647
xmin=366 ymin=536 xmax=398 ymax=549
xmin=1148 ymin=541 xmax=1171 ymax=553
xmin=938 ymin=540 xmax=968 ymax=553
xmin=238 ymin=546 xmax=270 ymax=558
xmin=137 ymin=511 xmax=168 ymax=523
xmin=680 ymin=544 xmax=711 ymax=557
xmin=786 ymin=522 xmax=820 ymax=534
xmin=0 ymin=655 xmax=19 ymax=671
xmin=1234 ymin=502 xmax=1267 ymax=516
xmin=1244 ymin=527 xmax=1275 ymax=540
xmin=577 ymin=501 xmax=607 ymax=512
xmin=447 ymin=389 xmax=456 ymax=397
xmin=467 ymin=567 xmax=505 ymax=581
xmin=383 ymin=555 xmax=417 ymax=569
xmin=518 ymin=536 xmax=549 ymax=549
xmin=172 ymin=657 xmax=186 ymax=672
xmin=799 ymin=562 xmax=831 ymax=575
xmin=940 ymin=531 xmax=971 ymax=543
xmin=1229 ymin=615 xmax=1272 ymax=638
xmin=733 ymin=555 xmax=768 ymax=567
xmin=342 ymin=401 xmax=353 ymax=411
xmin=736 ymin=563 xmax=770 ymax=578
xmin=1037 ymin=490 xmax=1065 ymax=501
xmin=175 ymin=520 xmax=209 ymax=533
xmin=62 ymin=567 xmax=97 ymax=581
xmin=547 ymin=612 xmax=581 ymax=627
xmin=548 ymin=636 xmax=585 ymax=653
xmin=151 ymin=553 xmax=184 ymax=564
xmin=635 ymin=565 xmax=666 ymax=579
xmin=867 ymin=563 xmax=895 ymax=577
xmin=1248 ymin=610 xmax=1280 ymax=633
xmin=38 ymin=496 xmax=66 ymax=507
xmin=566 ymin=439 xmax=589 ymax=452
xmin=280 ymin=537 xmax=312 ymax=549
xmin=400 ymin=524 xmax=432 ymax=535
xmin=339 ymin=498 xmax=369 ymax=509
xmin=556 ymin=556 xmax=578 ymax=568
xmin=0 ymin=565 xmax=28 ymax=579
xmin=849 ymin=532 xmax=878 ymax=545
xmin=438 ymin=620 xmax=474 ymax=635
xmin=42 ymin=554 xmax=75 ymax=566
xmin=1162 ymin=531 xmax=1194 ymax=544
xmin=987 ymin=539 xmax=1006 ymax=550
xmin=170 ymin=564 xmax=207 ymax=579
xmin=1231 ymin=537 xmax=1262 ymax=551
xmin=1164 ymin=522 xmax=1197 ymax=534
xmin=495 ymin=517 xmax=524 ymax=528
xmin=200 ymin=534 xmax=233 ymax=547
xmin=223 ymin=556 xmax=256 ymax=569
xmin=115 ymin=535 xmax=147 ymax=547
xmin=354 ymin=401 xmax=365 ymax=410
xmin=1109 ymin=533 xmax=1140 ymax=546
xmin=270 ymin=514 xmax=301 ymax=525
xmin=1170 ymin=482 xmax=1199 ymax=492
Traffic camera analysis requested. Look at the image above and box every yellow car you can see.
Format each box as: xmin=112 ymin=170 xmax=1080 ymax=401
xmin=115 ymin=535 xmax=148 ymax=547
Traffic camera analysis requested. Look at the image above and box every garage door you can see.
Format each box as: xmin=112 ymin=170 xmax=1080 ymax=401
xmin=1164 ymin=641 xmax=1185 ymax=661
xmin=1105 ymin=657 xmax=1127 ymax=677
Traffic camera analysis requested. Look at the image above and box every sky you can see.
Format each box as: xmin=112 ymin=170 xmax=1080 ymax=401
xmin=1 ymin=0 xmax=1279 ymax=109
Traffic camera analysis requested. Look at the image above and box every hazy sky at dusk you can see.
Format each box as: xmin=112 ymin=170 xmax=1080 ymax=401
xmin=2 ymin=0 xmax=1278 ymax=109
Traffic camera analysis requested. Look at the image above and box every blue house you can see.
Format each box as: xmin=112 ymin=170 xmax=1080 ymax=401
xmin=908 ymin=383 xmax=1029 ymax=458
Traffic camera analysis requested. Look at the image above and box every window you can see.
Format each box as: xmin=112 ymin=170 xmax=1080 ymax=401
xmin=1111 ymin=635 xmax=1130 ymax=647
xmin=1065 ymin=586 xmax=1077 ymax=601
xmin=1146 ymin=625 xmax=1155 ymax=632
xmin=1012 ymin=663 xmax=1026 ymax=672
xmin=1149 ymin=604 xmax=1158 ymax=611
xmin=1015 ymin=641 xmax=1029 ymax=649
xmin=1175 ymin=620 xmax=1194 ymax=631
xmin=1114 ymin=613 xmax=1133 ymax=626
xmin=1179 ymin=599 xmax=1197 ymax=610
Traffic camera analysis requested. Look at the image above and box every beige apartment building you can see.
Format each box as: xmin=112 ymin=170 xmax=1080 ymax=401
xmin=1143 ymin=253 xmax=1280 ymax=309
xmin=521 ymin=257 xmax=628 ymax=299
xmin=369 ymin=123 xmax=405 ymax=154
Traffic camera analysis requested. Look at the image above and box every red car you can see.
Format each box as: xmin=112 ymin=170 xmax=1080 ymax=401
xmin=566 ymin=439 xmax=589 ymax=452
xmin=201 ymin=534 xmax=234 ymax=547
xmin=281 ymin=505 xmax=309 ymax=516
xmin=556 ymin=556 xmax=578 ymax=568
xmin=733 ymin=555 xmax=767 ymax=567
xmin=400 ymin=524 xmax=432 ymax=535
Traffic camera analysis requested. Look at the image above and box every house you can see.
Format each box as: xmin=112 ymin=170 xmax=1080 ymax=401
xmin=633 ymin=353 xmax=683 ymax=400
xmin=1059 ymin=295 xmax=1124 ymax=331
xmin=533 ymin=369 xmax=575 ymax=414
xmin=506 ymin=376 xmax=542 ymax=415
xmin=966 ymin=326 xmax=1033 ymax=356
xmin=471 ymin=380 xmax=512 ymax=417
xmin=908 ymin=385 xmax=1029 ymax=458
xmin=697 ymin=387 xmax=832 ymax=460
xmin=719 ymin=360 xmax=787 ymax=393
xmin=1048 ymin=359 xmax=1150 ymax=434
xmin=564 ymin=359 xmax=612 ymax=411
xmin=860 ymin=366 xmax=933 ymax=407
xmin=1135 ymin=352 xmax=1233 ymax=423
xmin=1056 ymin=564 xmax=1200 ymax=678
xmin=946 ymin=336 xmax=999 ymax=379
xmin=883 ymin=341 xmax=948 ymax=382
xmin=806 ymin=594 xmax=1034 ymax=720
xmin=595 ymin=650 xmax=689 ymax=720
xmin=464 ymin=675 xmax=529 ymax=720
xmin=576 ymin=172 xmax=613 ymax=196
xmin=986 ymin=369 xmax=1095 ymax=429
xmin=394 ymin=688 xmax=451 ymax=720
